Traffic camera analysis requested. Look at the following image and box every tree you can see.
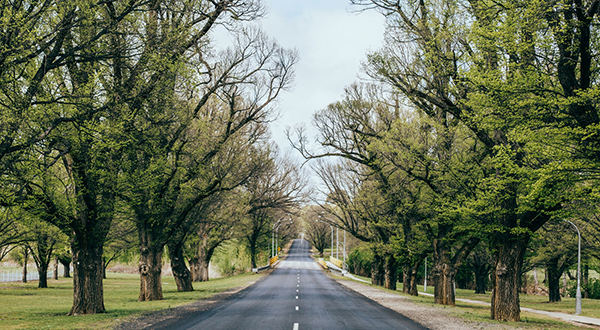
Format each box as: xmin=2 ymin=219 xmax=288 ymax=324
xmin=120 ymin=25 xmax=296 ymax=301
xmin=305 ymin=213 xmax=330 ymax=257
xmin=352 ymin=0 xmax=573 ymax=321
xmin=241 ymin=149 xmax=306 ymax=268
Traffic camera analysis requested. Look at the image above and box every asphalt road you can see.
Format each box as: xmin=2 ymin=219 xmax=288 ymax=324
xmin=157 ymin=239 xmax=429 ymax=330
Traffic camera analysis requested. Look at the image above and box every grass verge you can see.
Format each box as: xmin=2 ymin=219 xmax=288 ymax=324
xmin=0 ymin=271 xmax=265 ymax=330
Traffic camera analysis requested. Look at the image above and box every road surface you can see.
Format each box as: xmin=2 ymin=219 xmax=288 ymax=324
xmin=153 ymin=239 xmax=429 ymax=330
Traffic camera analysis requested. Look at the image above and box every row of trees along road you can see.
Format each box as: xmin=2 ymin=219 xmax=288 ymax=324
xmin=290 ymin=0 xmax=600 ymax=322
xmin=0 ymin=0 xmax=299 ymax=315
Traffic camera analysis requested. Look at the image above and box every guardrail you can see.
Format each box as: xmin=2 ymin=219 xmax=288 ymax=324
xmin=317 ymin=258 xmax=328 ymax=270
xmin=329 ymin=256 xmax=345 ymax=269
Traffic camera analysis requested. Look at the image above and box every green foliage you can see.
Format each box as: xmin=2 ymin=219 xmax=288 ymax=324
xmin=347 ymin=244 xmax=374 ymax=278
xmin=213 ymin=240 xmax=251 ymax=277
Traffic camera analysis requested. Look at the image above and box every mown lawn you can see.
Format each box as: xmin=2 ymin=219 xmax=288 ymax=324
xmin=0 ymin=272 xmax=264 ymax=330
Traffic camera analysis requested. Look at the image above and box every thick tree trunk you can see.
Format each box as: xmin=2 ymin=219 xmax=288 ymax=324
xmin=189 ymin=256 xmax=201 ymax=281
xmin=432 ymin=238 xmax=455 ymax=305
xmin=490 ymin=235 xmax=529 ymax=322
xmin=433 ymin=262 xmax=455 ymax=305
xmin=62 ymin=261 xmax=71 ymax=278
xmin=69 ymin=240 xmax=105 ymax=315
xmin=192 ymin=234 xmax=213 ymax=282
xmin=408 ymin=263 xmax=419 ymax=296
xmin=520 ymin=271 xmax=527 ymax=293
xmin=37 ymin=263 xmax=49 ymax=288
xmin=138 ymin=245 xmax=164 ymax=301
xmin=371 ymin=253 xmax=384 ymax=286
xmin=197 ymin=259 xmax=209 ymax=282
xmin=22 ymin=248 xmax=28 ymax=283
xmin=249 ymin=237 xmax=258 ymax=269
xmin=383 ymin=254 xmax=397 ymax=290
xmin=546 ymin=257 xmax=563 ymax=302
xmin=168 ymin=241 xmax=193 ymax=291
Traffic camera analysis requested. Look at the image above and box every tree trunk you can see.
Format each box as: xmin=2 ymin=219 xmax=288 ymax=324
xmin=433 ymin=262 xmax=455 ymax=305
xmin=383 ymin=254 xmax=397 ymax=290
xmin=38 ymin=263 xmax=49 ymax=288
xmin=193 ymin=234 xmax=213 ymax=282
xmin=432 ymin=239 xmax=455 ymax=305
xmin=69 ymin=240 xmax=105 ymax=315
xmin=490 ymin=235 xmax=529 ymax=321
xmin=62 ymin=260 xmax=71 ymax=278
xmin=189 ymin=256 xmax=201 ymax=281
xmin=54 ymin=256 xmax=59 ymax=280
xmin=22 ymin=248 xmax=28 ymax=283
xmin=138 ymin=244 xmax=164 ymax=301
xmin=583 ymin=263 xmax=589 ymax=299
xmin=532 ymin=267 xmax=538 ymax=287
xmin=371 ymin=253 xmax=384 ymax=286
xmin=168 ymin=241 xmax=193 ymax=291
xmin=547 ymin=260 xmax=561 ymax=302
xmin=249 ymin=237 xmax=258 ymax=269
xmin=198 ymin=258 xmax=209 ymax=282
xmin=520 ymin=271 xmax=527 ymax=293
xmin=408 ymin=263 xmax=419 ymax=296
xmin=473 ymin=254 xmax=488 ymax=294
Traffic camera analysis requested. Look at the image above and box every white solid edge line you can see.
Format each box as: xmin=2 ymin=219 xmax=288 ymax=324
xmin=293 ymin=323 xmax=299 ymax=330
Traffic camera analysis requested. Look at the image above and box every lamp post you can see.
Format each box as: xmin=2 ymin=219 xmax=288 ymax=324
xmin=275 ymin=220 xmax=293 ymax=257
xmin=563 ymin=219 xmax=582 ymax=315
xmin=272 ymin=216 xmax=291 ymax=258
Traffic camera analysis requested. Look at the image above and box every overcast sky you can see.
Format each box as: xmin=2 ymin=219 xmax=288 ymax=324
xmin=256 ymin=0 xmax=386 ymax=153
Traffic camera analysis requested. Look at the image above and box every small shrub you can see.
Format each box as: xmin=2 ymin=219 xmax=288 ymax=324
xmin=347 ymin=245 xmax=373 ymax=278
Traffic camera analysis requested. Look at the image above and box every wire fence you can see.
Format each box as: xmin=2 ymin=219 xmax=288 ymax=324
xmin=0 ymin=269 xmax=55 ymax=283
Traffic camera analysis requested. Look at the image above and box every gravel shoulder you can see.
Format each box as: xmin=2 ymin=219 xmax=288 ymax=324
xmin=333 ymin=278 xmax=518 ymax=330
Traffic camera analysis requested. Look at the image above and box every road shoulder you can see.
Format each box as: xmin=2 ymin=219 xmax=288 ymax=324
xmin=333 ymin=277 xmax=520 ymax=330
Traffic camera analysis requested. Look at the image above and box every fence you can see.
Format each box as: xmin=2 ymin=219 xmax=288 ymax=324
xmin=0 ymin=270 xmax=55 ymax=283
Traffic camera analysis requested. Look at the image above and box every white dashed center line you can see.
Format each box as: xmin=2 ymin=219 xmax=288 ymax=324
xmin=295 ymin=306 xmax=299 ymax=311
xmin=296 ymin=296 xmax=298 ymax=299
xmin=293 ymin=323 xmax=299 ymax=330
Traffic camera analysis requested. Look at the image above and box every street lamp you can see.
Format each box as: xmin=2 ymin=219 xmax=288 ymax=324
xmin=563 ymin=219 xmax=582 ymax=315
xmin=272 ymin=216 xmax=291 ymax=258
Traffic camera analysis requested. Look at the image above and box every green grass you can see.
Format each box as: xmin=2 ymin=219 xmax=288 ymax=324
xmin=0 ymin=271 xmax=265 ymax=330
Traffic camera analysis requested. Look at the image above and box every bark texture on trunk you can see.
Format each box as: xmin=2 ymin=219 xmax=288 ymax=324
xmin=138 ymin=245 xmax=164 ymax=301
xmin=402 ymin=262 xmax=419 ymax=296
xmin=371 ymin=253 xmax=384 ymax=286
xmin=432 ymin=237 xmax=455 ymax=305
xmin=54 ymin=256 xmax=59 ymax=280
xmin=433 ymin=261 xmax=455 ymax=305
xmin=38 ymin=263 xmax=48 ymax=288
xmin=383 ymin=254 xmax=397 ymax=290
xmin=168 ymin=241 xmax=193 ymax=291
xmin=69 ymin=240 xmax=105 ymax=315
xmin=22 ymin=248 xmax=28 ymax=283
xmin=490 ymin=235 xmax=529 ymax=322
